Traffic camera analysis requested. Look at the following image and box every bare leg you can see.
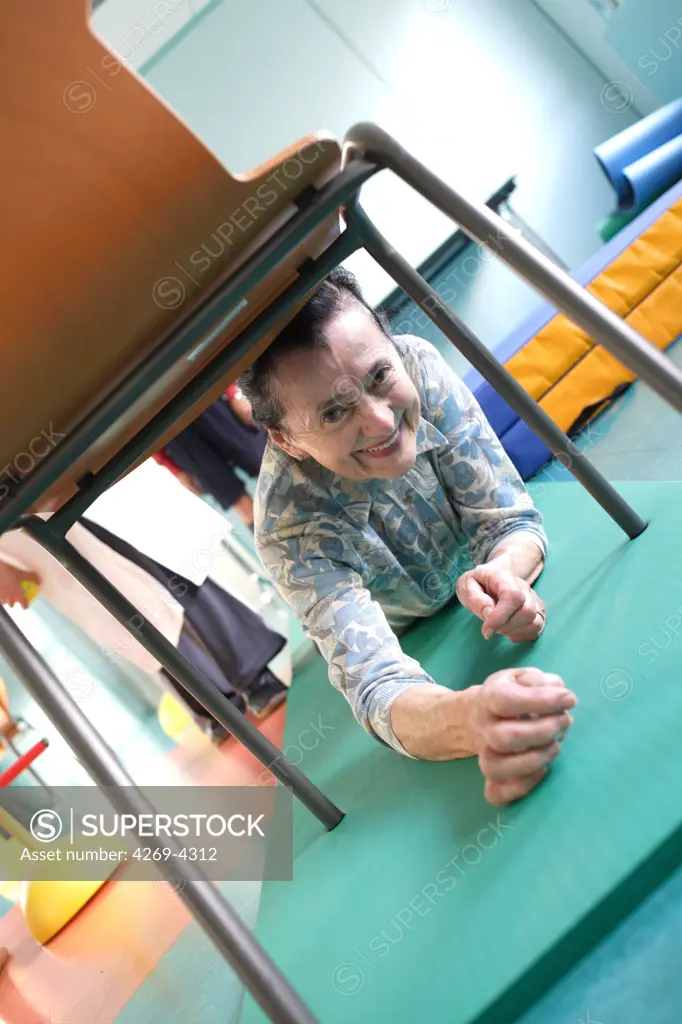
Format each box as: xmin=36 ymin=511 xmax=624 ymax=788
xmin=232 ymin=492 xmax=254 ymax=528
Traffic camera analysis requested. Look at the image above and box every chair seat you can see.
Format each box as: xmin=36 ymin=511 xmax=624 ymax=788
xmin=1 ymin=0 xmax=342 ymax=512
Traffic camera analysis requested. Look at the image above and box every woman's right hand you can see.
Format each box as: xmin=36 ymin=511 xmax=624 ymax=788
xmin=466 ymin=667 xmax=578 ymax=806
xmin=0 ymin=562 xmax=41 ymax=610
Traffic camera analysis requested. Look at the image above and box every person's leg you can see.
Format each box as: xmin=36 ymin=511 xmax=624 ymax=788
xmin=243 ymin=666 xmax=288 ymax=718
xmin=196 ymin=400 xmax=267 ymax=480
xmin=231 ymin=491 xmax=255 ymax=528
xmin=79 ymin=515 xmax=286 ymax=718
xmin=161 ymin=626 xmax=246 ymax=742
xmin=181 ymin=578 xmax=288 ymax=718
xmin=165 ymin=428 xmax=253 ymax=517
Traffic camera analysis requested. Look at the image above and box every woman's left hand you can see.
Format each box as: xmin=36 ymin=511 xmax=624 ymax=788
xmin=456 ymin=563 xmax=546 ymax=643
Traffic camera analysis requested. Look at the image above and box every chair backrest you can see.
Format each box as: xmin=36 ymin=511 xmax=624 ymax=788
xmin=1 ymin=0 xmax=342 ymax=513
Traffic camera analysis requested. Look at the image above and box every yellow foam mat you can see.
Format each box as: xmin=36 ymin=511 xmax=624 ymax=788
xmin=541 ymin=264 xmax=682 ymax=431
xmin=506 ymin=196 xmax=682 ymax=402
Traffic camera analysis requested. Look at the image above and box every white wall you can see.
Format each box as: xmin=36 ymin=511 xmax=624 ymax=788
xmin=532 ymin=0 xmax=660 ymax=116
xmin=91 ymin=0 xmax=211 ymax=71
xmin=122 ymin=0 xmax=640 ymax=310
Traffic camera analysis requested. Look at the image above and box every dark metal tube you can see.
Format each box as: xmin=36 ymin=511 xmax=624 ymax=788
xmin=346 ymin=200 xmax=647 ymax=540
xmin=21 ymin=517 xmax=344 ymax=831
xmin=343 ymin=123 xmax=682 ymax=415
xmin=0 ymin=607 xmax=318 ymax=1024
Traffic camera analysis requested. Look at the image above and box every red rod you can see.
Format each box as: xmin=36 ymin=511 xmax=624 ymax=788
xmin=0 ymin=739 xmax=49 ymax=787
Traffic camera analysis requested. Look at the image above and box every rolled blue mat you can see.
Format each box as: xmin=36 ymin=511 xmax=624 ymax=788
xmin=620 ymin=134 xmax=682 ymax=213
xmin=595 ymin=97 xmax=682 ymax=211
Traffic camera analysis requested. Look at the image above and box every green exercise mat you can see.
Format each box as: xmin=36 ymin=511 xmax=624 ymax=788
xmin=242 ymin=482 xmax=682 ymax=1024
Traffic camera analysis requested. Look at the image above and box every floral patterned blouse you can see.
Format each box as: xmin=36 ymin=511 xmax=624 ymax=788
xmin=255 ymin=335 xmax=547 ymax=755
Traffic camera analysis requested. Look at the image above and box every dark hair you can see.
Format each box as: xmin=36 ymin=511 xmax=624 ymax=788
xmin=238 ymin=266 xmax=391 ymax=431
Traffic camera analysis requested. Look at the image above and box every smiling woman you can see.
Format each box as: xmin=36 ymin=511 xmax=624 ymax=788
xmin=239 ymin=268 xmax=578 ymax=807
xmin=243 ymin=285 xmax=421 ymax=482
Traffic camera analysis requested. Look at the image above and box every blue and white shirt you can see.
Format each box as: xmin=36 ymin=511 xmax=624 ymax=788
xmin=255 ymin=335 xmax=547 ymax=754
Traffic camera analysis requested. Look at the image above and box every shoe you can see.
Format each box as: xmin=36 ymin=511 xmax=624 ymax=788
xmin=204 ymin=720 xmax=231 ymax=745
xmin=201 ymin=694 xmax=246 ymax=744
xmin=245 ymin=671 xmax=288 ymax=719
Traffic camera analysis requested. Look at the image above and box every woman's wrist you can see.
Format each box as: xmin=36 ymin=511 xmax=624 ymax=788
xmin=486 ymin=534 xmax=545 ymax=585
xmin=390 ymin=683 xmax=482 ymax=761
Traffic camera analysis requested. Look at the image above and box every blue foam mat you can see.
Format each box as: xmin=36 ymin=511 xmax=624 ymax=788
xmin=595 ymin=98 xmax=682 ymax=212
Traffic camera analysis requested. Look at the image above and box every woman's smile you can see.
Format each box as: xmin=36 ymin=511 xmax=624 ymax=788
xmin=355 ymin=422 xmax=402 ymax=459
xmin=263 ymin=310 xmax=421 ymax=481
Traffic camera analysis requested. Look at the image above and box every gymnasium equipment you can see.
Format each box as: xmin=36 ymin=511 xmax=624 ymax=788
xmin=0 ymin=738 xmax=48 ymax=787
xmin=595 ymin=97 xmax=682 ymax=213
xmin=0 ymin=727 xmax=113 ymax=945
xmin=463 ymin=178 xmax=682 ymax=479
xmin=0 ymin=788 xmax=117 ymax=944
xmin=19 ymin=580 xmax=40 ymax=605
xmin=241 ymin=481 xmax=682 ymax=1024
xmin=158 ymin=690 xmax=202 ymax=742
xmin=2 ymin=2 xmax=682 ymax=1021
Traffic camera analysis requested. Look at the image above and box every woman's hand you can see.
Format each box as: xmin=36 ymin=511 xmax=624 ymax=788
xmin=390 ymin=667 xmax=577 ymax=805
xmin=0 ymin=562 xmax=40 ymax=610
xmin=466 ymin=667 xmax=577 ymax=805
xmin=456 ymin=561 xmax=545 ymax=642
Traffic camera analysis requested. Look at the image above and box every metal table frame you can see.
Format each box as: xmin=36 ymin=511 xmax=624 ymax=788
xmin=3 ymin=124 xmax=682 ymax=1023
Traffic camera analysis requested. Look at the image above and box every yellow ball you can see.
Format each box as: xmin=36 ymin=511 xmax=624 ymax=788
xmin=20 ymin=580 xmax=39 ymax=604
xmin=0 ymin=879 xmax=23 ymax=904
xmin=158 ymin=692 xmax=197 ymax=740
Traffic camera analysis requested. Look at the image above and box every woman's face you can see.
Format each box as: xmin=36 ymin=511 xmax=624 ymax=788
xmin=269 ymin=304 xmax=421 ymax=480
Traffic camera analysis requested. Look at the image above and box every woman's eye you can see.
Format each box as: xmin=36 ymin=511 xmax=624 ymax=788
xmin=371 ymin=366 xmax=392 ymax=389
xmin=321 ymin=406 xmax=345 ymax=425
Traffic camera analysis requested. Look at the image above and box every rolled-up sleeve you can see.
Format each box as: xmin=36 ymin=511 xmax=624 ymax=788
xmin=415 ymin=337 xmax=548 ymax=566
xmin=256 ymin=520 xmax=435 ymax=755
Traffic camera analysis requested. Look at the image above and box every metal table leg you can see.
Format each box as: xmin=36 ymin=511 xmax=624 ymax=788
xmin=0 ymin=607 xmax=318 ymax=1024
xmin=343 ymin=123 xmax=682 ymax=416
xmin=345 ymin=200 xmax=647 ymax=540
xmin=20 ymin=517 xmax=344 ymax=832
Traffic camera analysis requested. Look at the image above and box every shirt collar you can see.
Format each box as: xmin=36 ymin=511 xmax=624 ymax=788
xmin=415 ymin=416 xmax=448 ymax=455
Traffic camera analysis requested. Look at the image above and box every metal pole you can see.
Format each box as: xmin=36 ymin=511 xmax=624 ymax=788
xmin=343 ymin=123 xmax=682 ymax=416
xmin=20 ymin=517 xmax=344 ymax=831
xmin=346 ymin=200 xmax=647 ymax=540
xmin=0 ymin=608 xmax=318 ymax=1024
xmin=0 ymin=730 xmax=52 ymax=793
xmin=0 ymin=688 xmax=53 ymax=791
xmin=498 ymin=200 xmax=570 ymax=271
xmin=50 ymin=227 xmax=363 ymax=533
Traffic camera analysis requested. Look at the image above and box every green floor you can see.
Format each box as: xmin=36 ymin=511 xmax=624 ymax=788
xmin=241 ymin=478 xmax=682 ymax=1024
xmin=113 ymin=880 xmax=262 ymax=1024
xmin=122 ymin=339 xmax=682 ymax=1024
